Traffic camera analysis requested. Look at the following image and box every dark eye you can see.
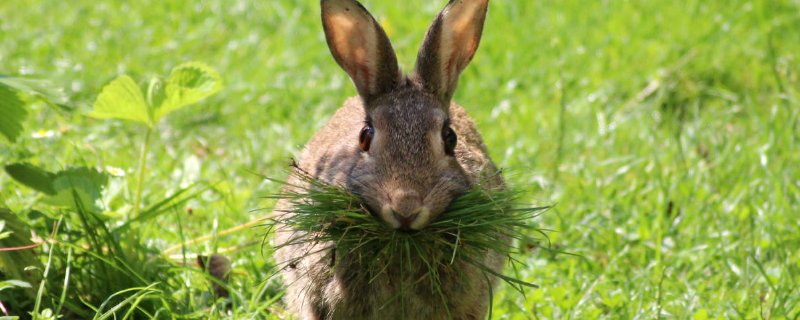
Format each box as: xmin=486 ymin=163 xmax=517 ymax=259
xmin=442 ymin=126 xmax=457 ymax=155
xmin=359 ymin=125 xmax=374 ymax=151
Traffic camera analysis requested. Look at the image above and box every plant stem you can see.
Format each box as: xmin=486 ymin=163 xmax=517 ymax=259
xmin=133 ymin=126 xmax=152 ymax=217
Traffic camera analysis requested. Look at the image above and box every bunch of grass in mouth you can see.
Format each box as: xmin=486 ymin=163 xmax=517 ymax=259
xmin=267 ymin=164 xmax=549 ymax=298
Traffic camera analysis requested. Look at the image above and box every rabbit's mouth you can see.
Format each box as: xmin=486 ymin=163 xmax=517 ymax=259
xmin=361 ymin=201 xmax=432 ymax=231
xmin=384 ymin=218 xmax=424 ymax=233
xmin=345 ymin=200 xmax=430 ymax=238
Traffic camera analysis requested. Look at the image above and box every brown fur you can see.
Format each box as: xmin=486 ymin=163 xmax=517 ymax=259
xmin=274 ymin=1 xmax=502 ymax=319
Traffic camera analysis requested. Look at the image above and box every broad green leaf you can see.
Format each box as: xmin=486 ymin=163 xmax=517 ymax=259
xmin=3 ymin=162 xmax=57 ymax=195
xmin=5 ymin=163 xmax=110 ymax=212
xmin=0 ymin=75 xmax=68 ymax=104
xmin=0 ymin=280 xmax=33 ymax=292
xmin=44 ymin=187 xmax=98 ymax=212
xmin=693 ymin=309 xmax=709 ymax=320
xmin=89 ymin=75 xmax=151 ymax=125
xmin=0 ymin=85 xmax=27 ymax=142
xmin=0 ymin=208 xmax=43 ymax=299
xmin=43 ymin=166 xmax=109 ymax=212
xmin=153 ymin=62 xmax=223 ymax=121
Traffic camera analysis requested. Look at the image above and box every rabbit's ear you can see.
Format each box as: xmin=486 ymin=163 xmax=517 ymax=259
xmin=321 ymin=0 xmax=402 ymax=105
xmin=413 ymin=0 xmax=489 ymax=105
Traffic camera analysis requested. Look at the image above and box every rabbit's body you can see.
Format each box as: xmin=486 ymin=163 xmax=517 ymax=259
xmin=274 ymin=0 xmax=504 ymax=319
xmin=274 ymin=98 xmax=504 ymax=320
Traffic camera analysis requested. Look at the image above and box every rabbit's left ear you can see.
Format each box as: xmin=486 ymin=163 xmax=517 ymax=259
xmin=321 ymin=0 xmax=402 ymax=106
xmin=413 ymin=0 xmax=489 ymax=106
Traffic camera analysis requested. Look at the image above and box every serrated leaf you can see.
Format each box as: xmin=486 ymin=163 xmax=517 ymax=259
xmin=153 ymin=62 xmax=222 ymax=121
xmin=43 ymin=166 xmax=109 ymax=212
xmin=0 ymin=75 xmax=68 ymax=104
xmin=5 ymin=164 xmax=109 ymax=212
xmin=0 ymin=208 xmax=43 ymax=299
xmin=44 ymin=187 xmax=98 ymax=212
xmin=0 ymin=85 xmax=28 ymax=143
xmin=56 ymin=166 xmax=109 ymax=188
xmin=89 ymin=75 xmax=151 ymax=125
xmin=3 ymin=162 xmax=57 ymax=195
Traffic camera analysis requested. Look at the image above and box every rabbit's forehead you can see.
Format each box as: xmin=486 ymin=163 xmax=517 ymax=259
xmin=370 ymin=92 xmax=447 ymax=129
xmin=372 ymin=106 xmax=444 ymax=129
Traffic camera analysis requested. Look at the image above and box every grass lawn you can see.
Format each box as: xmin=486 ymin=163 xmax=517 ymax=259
xmin=1 ymin=0 xmax=799 ymax=318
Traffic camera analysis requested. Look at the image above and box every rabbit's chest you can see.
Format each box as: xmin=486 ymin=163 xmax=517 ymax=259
xmin=319 ymin=252 xmax=481 ymax=320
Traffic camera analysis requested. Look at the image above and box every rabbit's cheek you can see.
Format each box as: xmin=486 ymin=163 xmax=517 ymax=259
xmin=379 ymin=203 xmax=402 ymax=229
xmin=437 ymin=158 xmax=453 ymax=169
xmin=408 ymin=207 xmax=432 ymax=230
xmin=429 ymin=131 xmax=446 ymax=156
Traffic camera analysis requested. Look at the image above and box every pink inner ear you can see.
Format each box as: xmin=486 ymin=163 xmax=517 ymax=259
xmin=452 ymin=30 xmax=479 ymax=72
xmin=438 ymin=0 xmax=487 ymax=85
xmin=324 ymin=7 xmax=378 ymax=94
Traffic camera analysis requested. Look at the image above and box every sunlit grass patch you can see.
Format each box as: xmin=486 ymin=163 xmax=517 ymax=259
xmin=1 ymin=0 xmax=799 ymax=318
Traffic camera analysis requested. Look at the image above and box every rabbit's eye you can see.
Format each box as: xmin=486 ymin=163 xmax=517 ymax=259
xmin=359 ymin=125 xmax=374 ymax=151
xmin=442 ymin=126 xmax=457 ymax=155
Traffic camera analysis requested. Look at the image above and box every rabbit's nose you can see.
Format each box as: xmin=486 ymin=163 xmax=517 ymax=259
xmin=390 ymin=190 xmax=424 ymax=229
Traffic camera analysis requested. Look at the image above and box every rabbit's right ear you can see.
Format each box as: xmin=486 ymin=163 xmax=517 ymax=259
xmin=321 ymin=0 xmax=402 ymax=106
xmin=413 ymin=0 xmax=490 ymax=106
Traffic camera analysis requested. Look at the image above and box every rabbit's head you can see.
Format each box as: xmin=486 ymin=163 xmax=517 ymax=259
xmin=321 ymin=0 xmax=490 ymax=230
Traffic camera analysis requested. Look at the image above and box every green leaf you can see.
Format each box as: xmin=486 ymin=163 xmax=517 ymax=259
xmin=153 ymin=62 xmax=223 ymax=122
xmin=693 ymin=309 xmax=709 ymax=320
xmin=0 ymin=280 xmax=33 ymax=292
xmin=0 ymin=85 xmax=28 ymax=143
xmin=43 ymin=166 xmax=109 ymax=211
xmin=146 ymin=77 xmax=167 ymax=113
xmin=45 ymin=188 xmax=97 ymax=212
xmin=0 ymin=208 xmax=43 ymax=300
xmin=5 ymin=164 xmax=110 ymax=211
xmin=3 ymin=163 xmax=57 ymax=195
xmin=0 ymin=75 xmax=68 ymax=104
xmin=88 ymin=75 xmax=151 ymax=125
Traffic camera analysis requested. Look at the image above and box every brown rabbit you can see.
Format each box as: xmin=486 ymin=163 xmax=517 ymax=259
xmin=274 ymin=0 xmax=505 ymax=319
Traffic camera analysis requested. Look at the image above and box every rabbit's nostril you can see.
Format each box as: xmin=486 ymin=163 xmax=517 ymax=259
xmin=392 ymin=209 xmax=420 ymax=229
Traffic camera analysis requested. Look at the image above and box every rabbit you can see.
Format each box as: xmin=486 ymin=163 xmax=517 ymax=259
xmin=273 ymin=0 xmax=506 ymax=319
